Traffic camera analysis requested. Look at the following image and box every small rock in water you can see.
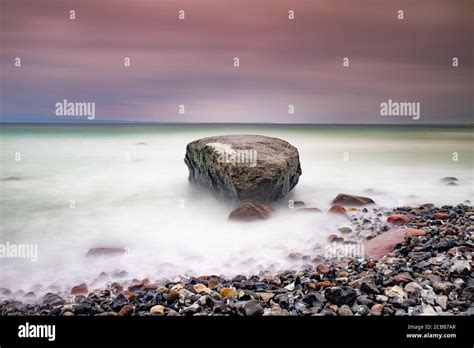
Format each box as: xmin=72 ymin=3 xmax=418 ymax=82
xmin=1 ymin=177 xmax=22 ymax=181
xmin=112 ymin=270 xmax=128 ymax=278
xmin=86 ymin=247 xmax=128 ymax=258
xmin=22 ymin=292 xmax=36 ymax=301
xmin=296 ymin=207 xmax=322 ymax=213
xmin=440 ymin=176 xmax=458 ymax=184
xmin=337 ymin=226 xmax=352 ymax=234
xmin=327 ymin=234 xmax=344 ymax=243
xmin=71 ymin=283 xmax=88 ymax=295
xmin=331 ymin=194 xmax=375 ymax=207
xmin=0 ymin=288 xmax=12 ymax=296
xmin=228 ymin=202 xmax=273 ymax=221
xmin=328 ymin=205 xmax=347 ymax=215
xmin=288 ymin=252 xmax=303 ymax=260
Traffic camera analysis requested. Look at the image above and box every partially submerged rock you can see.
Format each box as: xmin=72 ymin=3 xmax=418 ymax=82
xmin=86 ymin=248 xmax=128 ymax=258
xmin=327 ymin=205 xmax=347 ymax=215
xmin=70 ymin=283 xmax=88 ymax=295
xmin=440 ymin=177 xmax=458 ymax=186
xmin=327 ymin=234 xmax=344 ymax=243
xmin=440 ymin=176 xmax=458 ymax=183
xmin=1 ymin=177 xmax=22 ymax=181
xmin=228 ymin=202 xmax=273 ymax=222
xmin=296 ymin=207 xmax=322 ymax=213
xmin=332 ymin=194 xmax=375 ymax=207
xmin=292 ymin=201 xmax=306 ymax=208
xmin=184 ymin=135 xmax=302 ymax=203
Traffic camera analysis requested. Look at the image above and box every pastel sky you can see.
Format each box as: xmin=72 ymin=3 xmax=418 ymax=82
xmin=1 ymin=0 xmax=472 ymax=123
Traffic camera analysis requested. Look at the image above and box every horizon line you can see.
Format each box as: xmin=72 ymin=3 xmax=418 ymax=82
xmin=0 ymin=121 xmax=472 ymax=127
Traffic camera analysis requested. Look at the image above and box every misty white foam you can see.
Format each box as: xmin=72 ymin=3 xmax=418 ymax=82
xmin=0 ymin=125 xmax=472 ymax=294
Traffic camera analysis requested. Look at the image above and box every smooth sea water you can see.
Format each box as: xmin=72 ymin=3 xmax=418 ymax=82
xmin=0 ymin=124 xmax=473 ymax=294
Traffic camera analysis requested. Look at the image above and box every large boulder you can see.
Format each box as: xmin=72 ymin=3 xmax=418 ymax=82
xmin=184 ymin=135 xmax=302 ymax=203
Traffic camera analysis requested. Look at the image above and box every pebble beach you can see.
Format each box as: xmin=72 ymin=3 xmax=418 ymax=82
xmin=2 ymin=200 xmax=472 ymax=317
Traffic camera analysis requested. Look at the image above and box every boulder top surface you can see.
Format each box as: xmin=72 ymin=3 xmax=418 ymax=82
xmin=186 ymin=134 xmax=298 ymax=164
